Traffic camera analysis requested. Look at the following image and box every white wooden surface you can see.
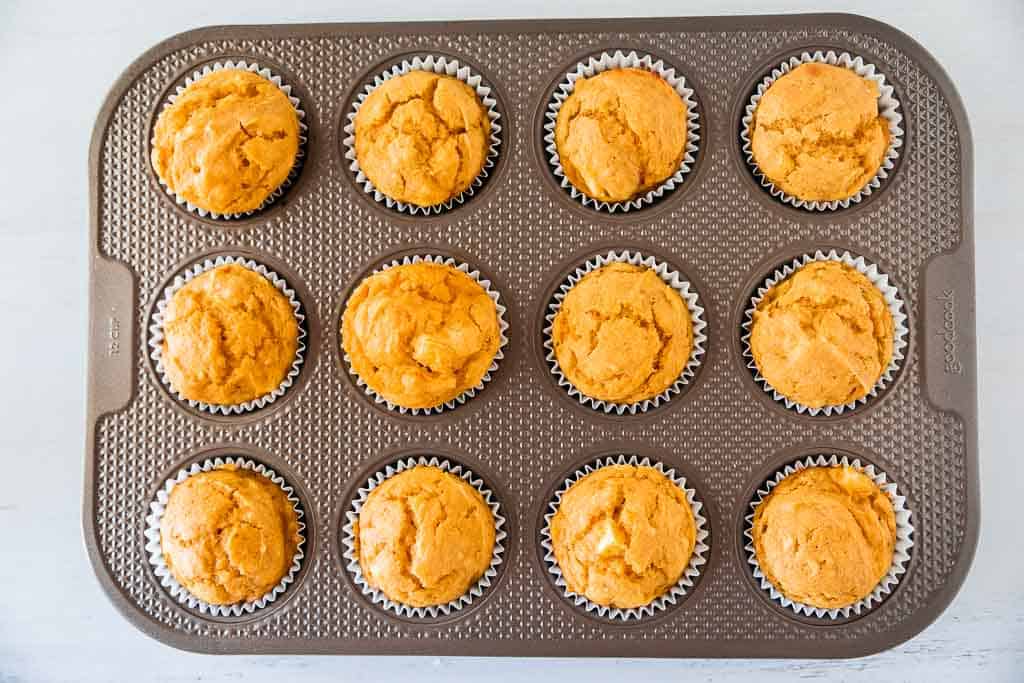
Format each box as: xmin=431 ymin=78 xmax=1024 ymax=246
xmin=1 ymin=0 xmax=1021 ymax=680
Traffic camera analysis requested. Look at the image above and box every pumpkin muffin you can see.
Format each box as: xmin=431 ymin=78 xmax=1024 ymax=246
xmin=550 ymin=465 xmax=696 ymax=609
xmin=160 ymin=263 xmax=299 ymax=406
xmin=554 ymin=68 xmax=689 ymax=203
xmin=750 ymin=62 xmax=889 ymax=202
xmin=354 ymin=71 xmax=491 ymax=207
xmin=151 ymin=68 xmax=301 ymax=215
xmin=750 ymin=261 xmax=893 ymax=409
xmin=160 ymin=465 xmax=301 ymax=605
xmin=752 ymin=465 xmax=896 ymax=609
xmin=355 ymin=465 xmax=496 ymax=607
xmin=552 ymin=263 xmax=692 ymax=404
xmin=341 ymin=262 xmax=501 ymax=410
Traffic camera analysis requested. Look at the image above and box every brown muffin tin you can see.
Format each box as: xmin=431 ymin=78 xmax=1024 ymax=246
xmin=85 ymin=13 xmax=978 ymax=657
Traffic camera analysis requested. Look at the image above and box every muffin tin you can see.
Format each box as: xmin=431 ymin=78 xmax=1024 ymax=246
xmin=84 ymin=14 xmax=978 ymax=657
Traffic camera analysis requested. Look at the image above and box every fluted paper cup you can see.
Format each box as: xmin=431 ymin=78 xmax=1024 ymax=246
xmin=541 ymin=454 xmax=709 ymax=621
xmin=143 ymin=456 xmax=306 ymax=617
xmin=744 ymin=454 xmax=913 ymax=619
xmin=341 ymin=455 xmax=506 ymax=619
xmin=153 ymin=60 xmax=308 ymax=219
xmin=741 ymin=50 xmax=903 ymax=211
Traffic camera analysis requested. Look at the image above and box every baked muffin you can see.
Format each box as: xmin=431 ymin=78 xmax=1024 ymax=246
xmin=552 ymin=263 xmax=692 ymax=404
xmin=750 ymin=62 xmax=889 ymax=202
xmin=151 ymin=69 xmax=300 ymax=215
xmin=752 ymin=465 xmax=896 ymax=609
xmin=341 ymin=262 xmax=501 ymax=410
xmin=354 ymin=71 xmax=491 ymax=207
xmin=159 ymin=465 xmax=301 ymax=605
xmin=161 ymin=263 xmax=299 ymax=406
xmin=355 ymin=465 xmax=495 ymax=607
xmin=554 ymin=68 xmax=689 ymax=203
xmin=550 ymin=465 xmax=695 ymax=609
xmin=750 ymin=261 xmax=893 ymax=408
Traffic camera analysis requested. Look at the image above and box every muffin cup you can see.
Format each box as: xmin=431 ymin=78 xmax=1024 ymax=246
xmin=341 ymin=455 xmax=507 ymax=619
xmin=741 ymin=249 xmax=908 ymax=416
xmin=743 ymin=454 xmax=914 ymax=619
xmin=543 ymin=50 xmax=701 ymax=213
xmin=153 ymin=60 xmax=308 ymax=220
xmin=540 ymin=454 xmax=709 ymax=621
xmin=342 ymin=55 xmax=502 ymax=215
xmin=342 ymin=253 xmax=509 ymax=416
xmin=143 ymin=456 xmax=307 ymax=617
xmin=543 ymin=250 xmax=707 ymax=415
xmin=148 ymin=255 xmax=307 ymax=416
xmin=741 ymin=50 xmax=903 ymax=211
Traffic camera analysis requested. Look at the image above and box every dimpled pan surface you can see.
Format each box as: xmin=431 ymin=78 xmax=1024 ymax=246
xmin=85 ymin=13 xmax=977 ymax=657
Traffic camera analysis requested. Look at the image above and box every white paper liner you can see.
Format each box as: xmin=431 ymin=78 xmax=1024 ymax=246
xmin=744 ymin=454 xmax=914 ymax=619
xmin=741 ymin=50 xmax=903 ymax=211
xmin=341 ymin=455 xmax=507 ymax=619
xmin=148 ymin=255 xmax=307 ymax=415
xmin=741 ymin=249 xmax=908 ymax=416
xmin=342 ymin=55 xmax=502 ymax=215
xmin=540 ymin=454 xmax=709 ymax=621
xmin=543 ymin=50 xmax=701 ymax=213
xmin=153 ymin=60 xmax=308 ymax=220
xmin=341 ymin=254 xmax=509 ymax=415
xmin=143 ymin=456 xmax=306 ymax=617
xmin=543 ymin=250 xmax=707 ymax=415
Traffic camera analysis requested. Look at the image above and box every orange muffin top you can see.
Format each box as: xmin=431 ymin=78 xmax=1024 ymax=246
xmin=355 ymin=465 xmax=495 ymax=607
xmin=354 ymin=71 xmax=490 ymax=207
xmin=341 ymin=262 xmax=501 ymax=409
xmin=161 ymin=263 xmax=299 ymax=406
xmin=550 ymin=465 xmax=695 ymax=609
xmin=160 ymin=465 xmax=301 ymax=605
xmin=554 ymin=68 xmax=689 ymax=202
xmin=552 ymin=263 xmax=692 ymax=404
xmin=750 ymin=261 xmax=893 ymax=408
xmin=750 ymin=62 xmax=889 ymax=202
xmin=151 ymin=69 xmax=300 ymax=214
xmin=752 ymin=465 xmax=896 ymax=609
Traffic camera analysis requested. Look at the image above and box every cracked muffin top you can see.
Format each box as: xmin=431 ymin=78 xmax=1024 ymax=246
xmin=355 ymin=465 xmax=496 ymax=607
xmin=159 ymin=465 xmax=301 ymax=605
xmin=550 ymin=465 xmax=695 ymax=609
xmin=551 ymin=263 xmax=692 ymax=404
xmin=341 ymin=262 xmax=501 ymax=410
xmin=161 ymin=263 xmax=299 ymax=406
xmin=151 ymin=69 xmax=300 ymax=215
xmin=554 ymin=68 xmax=689 ymax=203
xmin=353 ymin=71 xmax=491 ymax=207
xmin=750 ymin=261 xmax=894 ymax=409
xmin=750 ymin=62 xmax=890 ymax=202
xmin=752 ymin=465 xmax=896 ymax=609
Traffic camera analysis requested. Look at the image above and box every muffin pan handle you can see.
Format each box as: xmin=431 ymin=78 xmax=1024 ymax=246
xmin=922 ymin=244 xmax=977 ymax=417
xmin=87 ymin=255 xmax=135 ymax=418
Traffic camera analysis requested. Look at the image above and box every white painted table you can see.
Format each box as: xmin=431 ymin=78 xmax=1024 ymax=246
xmin=1 ymin=0 xmax=1020 ymax=680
